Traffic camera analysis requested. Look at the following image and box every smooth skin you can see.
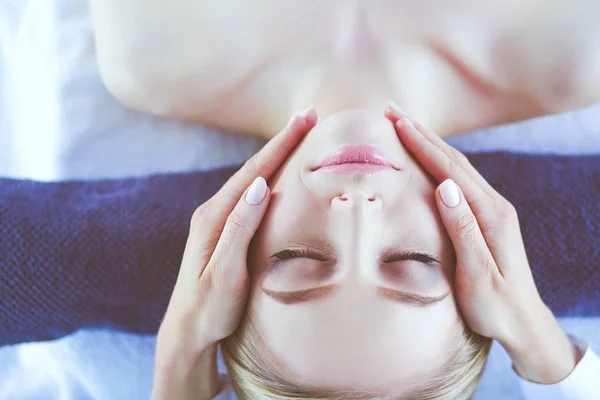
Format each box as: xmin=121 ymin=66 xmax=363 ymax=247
xmin=152 ymin=105 xmax=577 ymax=400
xmin=153 ymin=109 xmax=318 ymax=400
xmin=90 ymin=0 xmax=600 ymax=139
xmin=386 ymin=105 xmax=578 ymax=384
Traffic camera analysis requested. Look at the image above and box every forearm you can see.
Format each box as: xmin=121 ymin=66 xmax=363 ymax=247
xmin=153 ymin=329 xmax=221 ymax=400
xmin=500 ymin=305 xmax=578 ymax=384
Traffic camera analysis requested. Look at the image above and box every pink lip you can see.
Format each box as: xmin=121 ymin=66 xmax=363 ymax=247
xmin=313 ymin=145 xmax=399 ymax=173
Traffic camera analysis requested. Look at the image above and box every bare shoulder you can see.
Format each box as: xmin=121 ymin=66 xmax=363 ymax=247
xmin=515 ymin=0 xmax=600 ymax=113
xmin=90 ymin=0 xmax=210 ymax=111
xmin=90 ymin=0 xmax=270 ymax=132
xmin=89 ymin=0 xmax=600 ymax=138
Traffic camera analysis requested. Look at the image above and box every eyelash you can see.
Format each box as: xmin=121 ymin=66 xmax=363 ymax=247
xmin=272 ymin=248 xmax=329 ymax=261
xmin=272 ymin=250 xmax=438 ymax=265
xmin=382 ymin=251 xmax=439 ymax=265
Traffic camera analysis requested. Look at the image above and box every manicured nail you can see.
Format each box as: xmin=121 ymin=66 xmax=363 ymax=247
xmin=439 ymin=179 xmax=461 ymax=208
xmin=246 ymin=177 xmax=267 ymax=205
xmin=401 ymin=116 xmax=415 ymax=130
xmin=387 ymin=100 xmax=407 ymax=117
xmin=284 ymin=115 xmax=300 ymax=131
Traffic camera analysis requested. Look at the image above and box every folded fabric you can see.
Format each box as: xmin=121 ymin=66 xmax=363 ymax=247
xmin=1 ymin=153 xmax=598 ymax=346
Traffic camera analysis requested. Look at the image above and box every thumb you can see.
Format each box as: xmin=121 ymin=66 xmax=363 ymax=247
xmin=436 ymin=179 xmax=496 ymax=278
xmin=207 ymin=176 xmax=270 ymax=282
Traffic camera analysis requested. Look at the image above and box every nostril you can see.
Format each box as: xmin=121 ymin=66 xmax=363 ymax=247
xmin=339 ymin=196 xmax=348 ymax=201
xmin=368 ymin=197 xmax=376 ymax=202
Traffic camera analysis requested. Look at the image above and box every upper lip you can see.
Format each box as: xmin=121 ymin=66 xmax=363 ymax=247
xmin=312 ymin=145 xmax=400 ymax=171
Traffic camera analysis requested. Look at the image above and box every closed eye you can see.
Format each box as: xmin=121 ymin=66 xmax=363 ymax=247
xmin=268 ymin=248 xmax=334 ymax=280
xmin=271 ymin=248 xmax=330 ymax=262
xmin=382 ymin=251 xmax=440 ymax=266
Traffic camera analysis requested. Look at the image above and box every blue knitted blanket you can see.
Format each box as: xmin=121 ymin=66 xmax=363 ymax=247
xmin=1 ymin=153 xmax=599 ymax=345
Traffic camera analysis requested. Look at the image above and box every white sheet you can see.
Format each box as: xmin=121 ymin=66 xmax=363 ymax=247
xmin=1 ymin=0 xmax=599 ymax=399
xmin=0 ymin=0 xmax=263 ymax=181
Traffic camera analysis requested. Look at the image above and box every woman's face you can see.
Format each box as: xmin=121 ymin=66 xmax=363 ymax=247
xmin=248 ymin=110 xmax=460 ymax=394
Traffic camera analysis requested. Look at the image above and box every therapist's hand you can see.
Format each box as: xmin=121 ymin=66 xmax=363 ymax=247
xmin=153 ymin=108 xmax=317 ymax=400
xmin=385 ymin=103 xmax=578 ymax=385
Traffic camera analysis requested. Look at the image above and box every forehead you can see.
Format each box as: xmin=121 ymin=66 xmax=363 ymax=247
xmin=251 ymin=282 xmax=461 ymax=392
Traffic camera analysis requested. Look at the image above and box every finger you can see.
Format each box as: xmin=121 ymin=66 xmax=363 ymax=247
xmin=436 ymin=179 xmax=501 ymax=279
xmin=191 ymin=108 xmax=316 ymax=250
xmin=410 ymin=121 xmax=500 ymax=200
xmin=384 ymin=100 xmax=408 ymax=124
xmin=385 ymin=100 xmax=498 ymax=200
xmin=209 ymin=108 xmax=317 ymax=218
xmin=202 ymin=176 xmax=270 ymax=282
xmin=394 ymin=116 xmax=492 ymax=216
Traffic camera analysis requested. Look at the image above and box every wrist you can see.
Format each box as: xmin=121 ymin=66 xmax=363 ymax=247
xmin=156 ymin=319 xmax=215 ymax=372
xmin=498 ymin=302 xmax=554 ymax=355
xmin=499 ymin=305 xmax=577 ymax=384
xmin=153 ymin=341 xmax=221 ymax=400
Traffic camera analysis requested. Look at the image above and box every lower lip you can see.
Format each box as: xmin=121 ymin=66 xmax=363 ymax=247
xmin=318 ymin=164 xmax=396 ymax=174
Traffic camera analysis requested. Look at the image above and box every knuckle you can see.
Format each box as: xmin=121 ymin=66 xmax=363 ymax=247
xmin=190 ymin=205 xmax=210 ymax=229
xmin=226 ymin=211 xmax=247 ymax=231
xmin=451 ymin=147 xmax=469 ymax=164
xmin=494 ymin=200 xmax=518 ymax=228
xmin=204 ymin=267 xmax=222 ymax=293
xmin=490 ymin=272 xmax=504 ymax=292
xmin=501 ymin=201 xmax=518 ymax=219
xmin=447 ymin=145 xmax=462 ymax=160
xmin=465 ymin=249 xmax=498 ymax=283
xmin=455 ymin=213 xmax=478 ymax=237
xmin=447 ymin=158 xmax=462 ymax=179
xmin=413 ymin=122 xmax=428 ymax=133
xmin=223 ymin=267 xmax=249 ymax=293
xmin=205 ymin=260 xmax=248 ymax=294
xmin=477 ymin=254 xmax=496 ymax=276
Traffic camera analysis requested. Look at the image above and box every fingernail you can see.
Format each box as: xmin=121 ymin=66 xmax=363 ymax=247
xmin=285 ymin=104 xmax=313 ymax=130
xmin=439 ymin=179 xmax=461 ymax=208
xmin=387 ymin=100 xmax=407 ymax=117
xmin=246 ymin=177 xmax=267 ymax=205
xmin=401 ymin=116 xmax=415 ymax=129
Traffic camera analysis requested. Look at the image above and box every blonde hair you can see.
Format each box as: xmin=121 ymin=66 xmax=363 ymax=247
xmin=221 ymin=311 xmax=492 ymax=400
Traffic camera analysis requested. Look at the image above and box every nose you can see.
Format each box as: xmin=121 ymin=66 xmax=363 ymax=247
xmin=331 ymin=190 xmax=383 ymax=209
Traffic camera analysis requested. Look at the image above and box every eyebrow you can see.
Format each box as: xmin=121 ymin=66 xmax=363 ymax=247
xmin=262 ymin=285 xmax=337 ymax=305
xmin=262 ymin=285 xmax=449 ymax=307
xmin=377 ymin=287 xmax=450 ymax=307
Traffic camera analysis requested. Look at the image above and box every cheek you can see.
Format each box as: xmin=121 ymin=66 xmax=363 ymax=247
xmin=392 ymin=192 xmax=455 ymax=286
xmin=247 ymin=179 xmax=323 ymax=281
xmin=418 ymin=199 xmax=456 ymax=283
